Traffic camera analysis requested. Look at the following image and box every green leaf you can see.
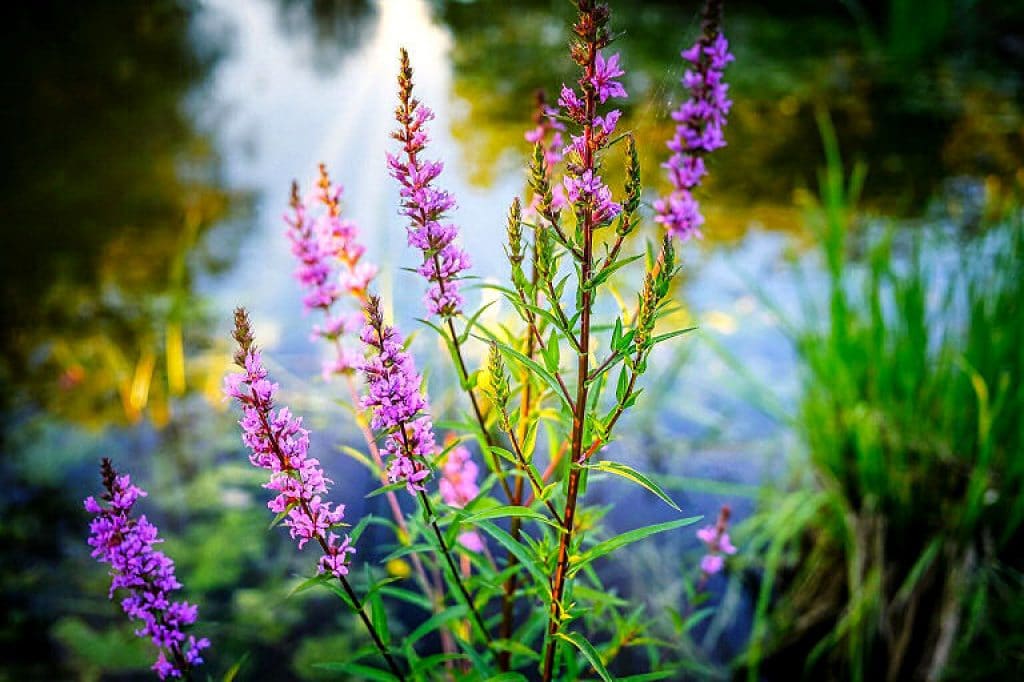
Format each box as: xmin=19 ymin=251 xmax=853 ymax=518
xmin=488 ymin=445 xmax=519 ymax=466
xmin=616 ymin=330 xmax=636 ymax=355
xmin=220 ymin=653 xmax=250 ymax=682
xmin=615 ymin=366 xmax=630 ymax=403
xmin=312 ymin=662 xmax=398 ymax=681
xmin=289 ymin=574 xmax=356 ymax=610
xmin=585 ymin=461 xmax=680 ymax=511
xmin=411 ymin=653 xmax=469 ymax=674
xmin=349 ymin=514 xmax=374 ymax=544
xmin=618 ymin=672 xmax=679 ymax=681
xmin=611 ymin=317 xmax=623 ymax=351
xmin=555 ymin=631 xmax=612 ymax=682
xmin=543 ymin=329 xmax=561 ymax=373
xmin=419 ymin=317 xmax=470 ymax=386
xmin=460 ymin=505 xmax=559 ymax=529
xmin=339 ymin=444 xmax=380 ymax=475
xmin=588 ymin=254 xmax=643 ymax=291
xmin=366 ymin=481 xmax=407 ymax=499
xmin=378 ymin=585 xmax=433 ymax=613
xmin=479 ymin=336 xmax=572 ymax=410
xmin=484 ymin=673 xmax=530 ymax=681
xmin=370 ymin=584 xmax=390 ymax=646
xmin=288 ymin=573 xmax=331 ymax=597
xmin=406 ymin=605 xmax=467 ymax=647
xmin=490 ymin=639 xmax=542 ymax=661
xmin=380 ymin=543 xmax=435 ymax=563
xmin=521 ymin=419 xmax=539 ymax=461
xmin=458 ymin=300 xmax=496 ymax=344
xmin=651 ymin=326 xmax=697 ymax=345
xmin=570 ymin=516 xmax=701 ymax=577
xmin=475 ymin=520 xmax=548 ymax=588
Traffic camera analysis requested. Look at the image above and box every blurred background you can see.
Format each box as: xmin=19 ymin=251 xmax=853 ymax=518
xmin=1 ymin=0 xmax=1022 ymax=679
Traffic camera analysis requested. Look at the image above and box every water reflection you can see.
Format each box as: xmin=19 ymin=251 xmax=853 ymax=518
xmin=0 ymin=2 xmax=249 ymax=677
xmin=439 ymin=0 xmax=1023 ymax=236
xmin=0 ymin=1 xmax=244 ymax=427
xmin=272 ymin=0 xmax=378 ymax=72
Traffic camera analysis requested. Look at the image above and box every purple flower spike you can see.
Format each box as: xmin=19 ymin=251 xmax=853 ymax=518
xmin=225 ymin=309 xmax=356 ymax=579
xmin=697 ymin=504 xmax=737 ymax=578
xmin=359 ymin=295 xmax=437 ymax=494
xmin=85 ymin=458 xmax=209 ymax=680
xmin=656 ymin=2 xmax=734 ymax=241
xmin=388 ymin=48 xmax=471 ymax=319
xmin=555 ymin=45 xmax=628 ymax=227
xmin=286 ymin=165 xmax=378 ymax=380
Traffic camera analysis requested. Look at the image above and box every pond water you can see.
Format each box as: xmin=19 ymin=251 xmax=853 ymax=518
xmin=2 ymin=0 xmax=1020 ymax=678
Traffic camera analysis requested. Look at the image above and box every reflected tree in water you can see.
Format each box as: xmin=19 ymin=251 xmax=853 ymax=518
xmin=0 ymin=1 xmax=244 ymax=428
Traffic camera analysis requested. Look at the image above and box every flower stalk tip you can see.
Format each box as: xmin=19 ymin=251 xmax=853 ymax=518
xmin=388 ymin=48 xmax=471 ymax=319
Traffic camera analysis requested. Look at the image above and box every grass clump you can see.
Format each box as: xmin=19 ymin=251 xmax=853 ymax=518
xmin=742 ymin=113 xmax=1024 ymax=681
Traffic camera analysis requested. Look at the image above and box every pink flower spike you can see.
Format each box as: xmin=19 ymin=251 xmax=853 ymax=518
xmin=225 ymin=311 xmax=356 ymax=583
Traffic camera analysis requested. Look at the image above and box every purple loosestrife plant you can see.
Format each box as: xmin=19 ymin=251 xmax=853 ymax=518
xmin=284 ymin=164 xmax=454 ymax=635
xmin=388 ymin=49 xmax=518 ymax=511
xmin=224 ymin=308 xmax=405 ymax=679
xmin=359 ymin=294 xmax=492 ymax=643
xmin=223 ymin=311 xmax=355 ymax=578
xmin=223 ymin=0 xmax=734 ymax=678
xmin=387 ymin=49 xmax=471 ymax=319
xmin=655 ymin=0 xmax=734 ymax=240
xmin=285 ymin=164 xmax=376 ymax=379
xmin=85 ymin=458 xmax=209 ymax=680
xmin=359 ymin=295 xmax=436 ymax=494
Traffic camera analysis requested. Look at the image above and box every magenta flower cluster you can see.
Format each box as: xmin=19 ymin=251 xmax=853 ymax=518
xmin=557 ymin=49 xmax=627 ymax=225
xmin=388 ymin=50 xmax=471 ymax=318
xmin=439 ymin=443 xmax=484 ymax=552
xmin=224 ymin=350 xmax=356 ymax=578
xmin=359 ymin=298 xmax=436 ymax=494
xmin=286 ymin=166 xmax=377 ymax=378
xmin=655 ymin=29 xmax=734 ymax=240
xmin=85 ymin=459 xmax=209 ymax=679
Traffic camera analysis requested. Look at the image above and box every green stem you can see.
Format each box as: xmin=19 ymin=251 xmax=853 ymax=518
xmin=542 ymin=32 xmax=599 ymax=682
xmin=418 ymin=490 xmax=493 ymax=644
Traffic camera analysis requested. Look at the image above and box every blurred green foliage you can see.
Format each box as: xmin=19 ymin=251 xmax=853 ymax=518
xmin=741 ymin=114 xmax=1024 ymax=680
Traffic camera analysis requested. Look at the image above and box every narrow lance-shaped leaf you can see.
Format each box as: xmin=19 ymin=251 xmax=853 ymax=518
xmin=460 ymin=504 xmax=560 ymax=529
xmin=554 ymin=631 xmax=613 ymax=682
xmin=570 ymin=516 xmax=702 ymax=577
xmin=585 ymin=460 xmax=681 ymax=511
